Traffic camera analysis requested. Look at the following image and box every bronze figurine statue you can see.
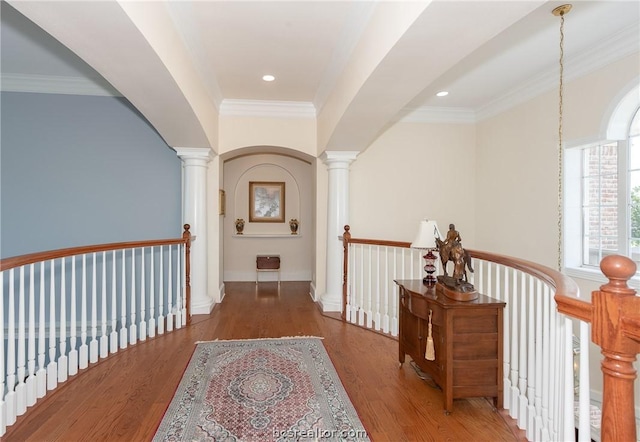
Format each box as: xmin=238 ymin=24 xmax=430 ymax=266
xmin=435 ymin=224 xmax=477 ymax=299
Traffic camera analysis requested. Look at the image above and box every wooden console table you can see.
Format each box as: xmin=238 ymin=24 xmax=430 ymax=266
xmin=395 ymin=279 xmax=505 ymax=413
xmin=256 ymin=255 xmax=280 ymax=284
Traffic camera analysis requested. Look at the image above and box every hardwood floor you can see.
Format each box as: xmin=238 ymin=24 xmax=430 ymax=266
xmin=4 ymin=282 xmax=521 ymax=441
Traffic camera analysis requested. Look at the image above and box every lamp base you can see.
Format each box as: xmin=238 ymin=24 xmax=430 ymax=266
xmin=422 ymin=249 xmax=438 ymax=285
xmin=423 ymin=275 xmax=437 ymax=285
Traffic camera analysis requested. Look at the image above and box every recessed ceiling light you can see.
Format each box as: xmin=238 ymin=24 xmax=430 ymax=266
xmin=262 ymin=74 xmax=275 ymax=82
xmin=436 ymin=91 xmax=449 ymax=97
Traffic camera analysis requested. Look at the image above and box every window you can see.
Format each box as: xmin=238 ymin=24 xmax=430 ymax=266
xmin=581 ymin=142 xmax=619 ymax=266
xmin=628 ymin=109 xmax=640 ymax=260
xmin=568 ymin=106 xmax=640 ymax=271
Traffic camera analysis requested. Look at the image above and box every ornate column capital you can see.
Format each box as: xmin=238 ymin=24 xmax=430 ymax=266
xmin=174 ymin=147 xmax=214 ymax=164
xmin=321 ymin=151 xmax=359 ymax=168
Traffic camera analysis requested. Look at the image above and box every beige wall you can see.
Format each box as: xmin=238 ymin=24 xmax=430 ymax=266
xmin=474 ymin=52 xmax=640 ymax=414
xmin=219 ymin=115 xmax=316 ymax=156
xmin=350 ymin=121 xmax=477 ymax=245
xmin=475 ymin=54 xmax=640 ymax=268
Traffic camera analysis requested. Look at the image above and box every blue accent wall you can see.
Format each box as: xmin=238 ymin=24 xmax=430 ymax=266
xmin=1 ymin=92 xmax=182 ymax=258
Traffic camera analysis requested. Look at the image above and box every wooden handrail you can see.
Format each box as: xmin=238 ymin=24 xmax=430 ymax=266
xmin=0 ymin=225 xmax=192 ymax=271
xmin=340 ymin=225 xmax=580 ymax=299
xmin=0 ymin=224 xmax=193 ymax=321
xmin=342 ymin=225 xmax=640 ymax=442
xmin=556 ymin=255 xmax=639 ymax=442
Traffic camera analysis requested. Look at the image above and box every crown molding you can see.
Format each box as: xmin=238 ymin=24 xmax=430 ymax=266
xmin=476 ymin=23 xmax=639 ymax=121
xmin=219 ymin=99 xmax=317 ymax=119
xmin=0 ymin=73 xmax=120 ymax=97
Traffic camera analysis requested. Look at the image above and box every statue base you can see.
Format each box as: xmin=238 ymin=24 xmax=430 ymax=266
xmin=436 ymin=276 xmax=478 ymax=301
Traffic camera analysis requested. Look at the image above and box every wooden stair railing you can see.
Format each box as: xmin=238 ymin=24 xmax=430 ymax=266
xmin=341 ymin=225 xmax=639 ymax=440
xmin=0 ymin=225 xmax=192 ymax=436
xmin=555 ymin=255 xmax=640 ymax=442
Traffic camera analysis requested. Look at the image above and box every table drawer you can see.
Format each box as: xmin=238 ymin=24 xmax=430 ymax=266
xmin=257 ymin=255 xmax=280 ymax=269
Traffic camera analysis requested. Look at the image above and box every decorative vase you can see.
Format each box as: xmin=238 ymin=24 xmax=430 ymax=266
xmin=289 ymin=218 xmax=299 ymax=235
xmin=235 ymin=218 xmax=245 ymax=235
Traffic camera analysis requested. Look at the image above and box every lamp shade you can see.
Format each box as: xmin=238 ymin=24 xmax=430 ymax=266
xmin=411 ymin=219 xmax=441 ymax=249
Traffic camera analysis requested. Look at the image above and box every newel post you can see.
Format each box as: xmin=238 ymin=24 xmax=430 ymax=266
xmin=341 ymin=225 xmax=351 ymax=321
xmin=592 ymin=255 xmax=639 ymax=442
xmin=183 ymin=224 xmax=192 ymax=325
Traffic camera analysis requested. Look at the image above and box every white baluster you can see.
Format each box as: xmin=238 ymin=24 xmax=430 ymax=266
xmin=500 ymin=265 xmax=511 ymax=412
xmin=486 ymin=261 xmax=493 ymax=298
xmin=518 ymin=272 xmax=528 ymax=429
xmin=541 ymin=284 xmax=551 ymax=437
xmin=57 ymin=258 xmax=68 ymax=383
xmin=36 ymin=262 xmax=46 ymax=398
xmin=167 ymin=245 xmax=173 ymax=332
xmin=158 ymin=246 xmax=165 ymax=335
xmin=6 ymin=269 xmax=16 ymax=425
xmin=350 ymin=244 xmax=356 ymax=324
xmin=357 ymin=246 xmax=362 ymax=325
xmin=180 ymin=243 xmax=186 ymax=327
xmin=526 ymin=275 xmax=535 ymax=439
xmin=345 ymin=243 xmax=352 ymax=323
xmin=510 ymin=268 xmax=519 ymax=418
xmin=382 ymin=248 xmax=390 ymax=335
xmin=476 ymin=259 xmax=483 ymax=292
xmin=349 ymin=244 xmax=358 ymax=324
xmin=100 ymin=252 xmax=108 ymax=358
xmin=534 ymin=280 xmax=544 ymax=439
xmin=176 ymin=246 xmax=187 ymax=328
xmin=0 ymin=271 xmax=5 ymax=434
xmin=110 ymin=251 xmax=118 ymax=353
xmin=89 ymin=253 xmax=98 ymax=363
xmin=561 ymin=317 xmax=574 ymax=441
xmin=26 ymin=265 xmax=36 ymax=406
xmin=119 ymin=249 xmax=128 ymax=349
xmin=16 ymin=266 xmax=26 ymax=414
xmin=389 ymin=249 xmax=398 ymax=337
xmin=68 ymin=256 xmax=78 ymax=376
xmin=577 ymin=321 xmax=591 ymax=441
xmin=548 ymin=300 xmax=559 ymax=440
xmin=175 ymin=245 xmax=182 ymax=329
xmin=369 ymin=245 xmax=377 ymax=330
xmin=79 ymin=254 xmax=88 ymax=369
xmin=129 ymin=248 xmax=137 ymax=345
xmin=47 ymin=260 xmax=57 ymax=391
xmin=139 ymin=248 xmax=147 ymax=341
xmin=148 ymin=247 xmax=156 ymax=338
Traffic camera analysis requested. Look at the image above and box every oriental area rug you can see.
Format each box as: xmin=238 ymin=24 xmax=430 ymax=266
xmin=153 ymin=337 xmax=370 ymax=441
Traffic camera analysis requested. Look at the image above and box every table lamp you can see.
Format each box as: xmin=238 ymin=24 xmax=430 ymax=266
xmin=411 ymin=219 xmax=441 ymax=285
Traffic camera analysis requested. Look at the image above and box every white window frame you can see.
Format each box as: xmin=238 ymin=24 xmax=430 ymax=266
xmin=564 ymin=84 xmax=640 ymax=288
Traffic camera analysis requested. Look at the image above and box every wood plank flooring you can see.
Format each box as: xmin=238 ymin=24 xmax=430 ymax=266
xmin=4 ymin=281 xmax=521 ymax=441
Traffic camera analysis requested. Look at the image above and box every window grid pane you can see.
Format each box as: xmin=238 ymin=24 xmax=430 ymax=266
xmin=582 ymin=143 xmax=618 ymax=267
xmin=628 ymin=108 xmax=640 ymax=265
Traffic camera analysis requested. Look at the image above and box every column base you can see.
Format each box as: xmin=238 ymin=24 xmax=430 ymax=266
xmin=319 ymin=292 xmax=342 ymax=313
xmin=190 ymin=298 xmax=215 ymax=315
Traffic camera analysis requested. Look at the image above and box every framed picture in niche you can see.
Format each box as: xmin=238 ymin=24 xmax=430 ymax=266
xmin=249 ymin=181 xmax=285 ymax=222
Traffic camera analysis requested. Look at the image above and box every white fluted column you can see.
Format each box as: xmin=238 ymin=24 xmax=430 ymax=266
xmin=320 ymin=151 xmax=358 ymax=312
xmin=175 ymin=147 xmax=213 ymax=314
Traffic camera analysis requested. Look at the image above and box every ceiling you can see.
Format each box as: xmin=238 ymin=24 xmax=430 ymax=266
xmin=2 ymin=0 xmax=639 ymax=153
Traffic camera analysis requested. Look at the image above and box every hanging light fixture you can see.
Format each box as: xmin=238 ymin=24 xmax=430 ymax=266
xmin=553 ymin=4 xmax=572 ymax=272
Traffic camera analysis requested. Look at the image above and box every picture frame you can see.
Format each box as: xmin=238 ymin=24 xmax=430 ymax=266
xmin=249 ymin=181 xmax=285 ymax=222
xmin=219 ymin=189 xmax=226 ymax=216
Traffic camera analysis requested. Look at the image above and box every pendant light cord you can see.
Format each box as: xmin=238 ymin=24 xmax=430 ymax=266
xmin=555 ymin=5 xmax=571 ymax=272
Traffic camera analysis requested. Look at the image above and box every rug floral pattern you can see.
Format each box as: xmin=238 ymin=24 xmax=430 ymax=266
xmin=153 ymin=338 xmax=369 ymax=441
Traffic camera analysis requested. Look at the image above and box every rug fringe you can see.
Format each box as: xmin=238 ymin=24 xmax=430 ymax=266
xmin=195 ymin=336 xmax=324 ymax=344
